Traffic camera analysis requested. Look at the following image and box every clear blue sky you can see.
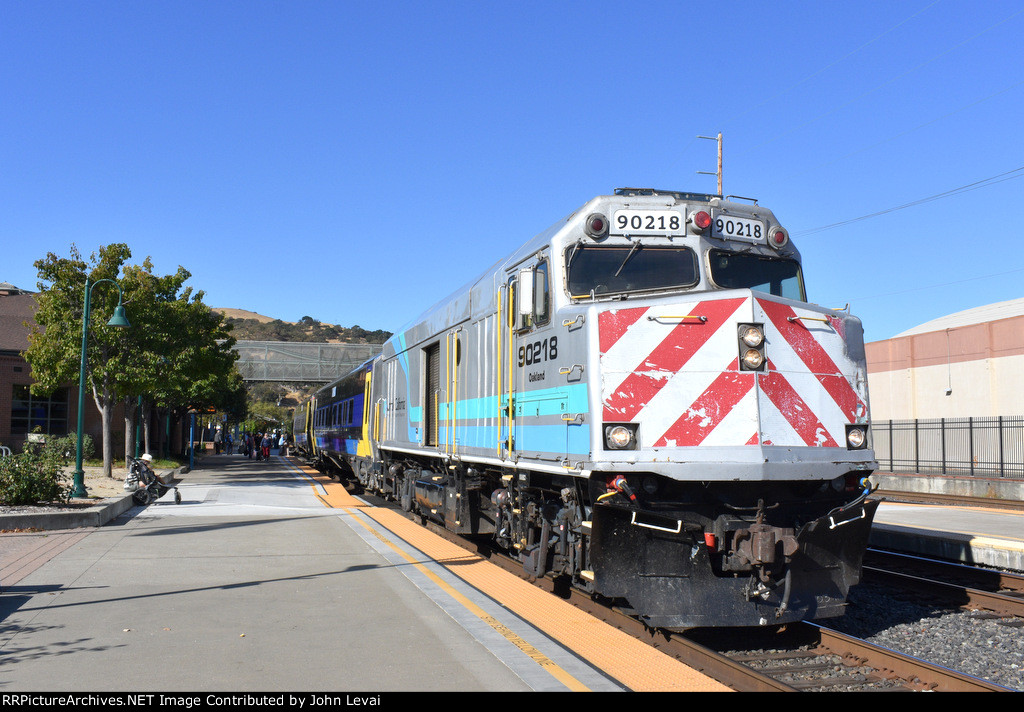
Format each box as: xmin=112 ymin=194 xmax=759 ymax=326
xmin=2 ymin=1 xmax=1022 ymax=344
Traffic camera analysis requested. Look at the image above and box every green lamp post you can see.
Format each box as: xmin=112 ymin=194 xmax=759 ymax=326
xmin=71 ymin=277 xmax=130 ymax=498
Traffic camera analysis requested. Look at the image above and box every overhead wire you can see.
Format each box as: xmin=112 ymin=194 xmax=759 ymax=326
xmin=734 ymin=5 xmax=1024 ymax=159
xmin=794 ymin=166 xmax=1024 ymax=236
xmin=671 ymin=2 xmax=942 ymax=184
xmin=726 ymin=0 xmax=943 ymax=128
xmin=848 ymin=265 xmax=1024 ymax=303
xmin=793 ymin=78 xmax=1024 ymax=178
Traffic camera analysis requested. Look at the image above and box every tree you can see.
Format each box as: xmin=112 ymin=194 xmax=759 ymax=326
xmin=27 ymin=245 xmax=134 ymax=477
xmin=25 ymin=244 xmax=245 ymax=477
xmin=115 ymin=261 xmax=244 ymax=457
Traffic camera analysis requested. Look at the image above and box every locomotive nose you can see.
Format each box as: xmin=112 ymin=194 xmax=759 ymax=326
xmin=597 ymin=293 xmax=871 ymax=465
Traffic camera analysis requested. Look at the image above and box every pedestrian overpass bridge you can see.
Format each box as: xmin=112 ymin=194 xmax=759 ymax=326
xmin=232 ymin=340 xmax=384 ymax=383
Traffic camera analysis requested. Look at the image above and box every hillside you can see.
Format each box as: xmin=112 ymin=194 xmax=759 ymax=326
xmin=214 ymin=308 xmax=391 ymax=344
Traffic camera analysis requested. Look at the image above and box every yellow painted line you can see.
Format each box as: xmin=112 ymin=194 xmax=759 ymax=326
xmin=349 ymin=506 xmax=591 ymax=691
xmin=971 ymin=535 xmax=1024 ymax=550
xmin=880 ymin=500 xmax=1024 ymax=516
xmin=292 ymin=462 xmax=730 ymax=692
xmin=294 ymin=466 xmax=590 ymax=691
xmin=875 ymin=520 xmax=1024 ymax=545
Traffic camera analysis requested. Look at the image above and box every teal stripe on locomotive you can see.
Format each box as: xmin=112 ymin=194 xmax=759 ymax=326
xmin=429 ymin=422 xmax=590 ymax=454
xmin=404 ymin=382 xmax=590 ymax=454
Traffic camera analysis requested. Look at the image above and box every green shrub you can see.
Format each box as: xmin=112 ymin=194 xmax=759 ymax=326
xmin=0 ymin=442 xmax=74 ymax=505
xmin=43 ymin=433 xmax=95 ymax=462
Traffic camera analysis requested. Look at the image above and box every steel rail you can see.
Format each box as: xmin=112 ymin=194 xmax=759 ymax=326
xmin=865 ymin=565 xmax=1024 ymax=618
xmin=866 ymin=548 xmax=1024 ymax=594
xmin=810 ymin=622 xmax=1014 ymax=692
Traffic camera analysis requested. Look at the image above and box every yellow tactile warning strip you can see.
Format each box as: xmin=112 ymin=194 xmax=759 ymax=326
xmin=877 ymin=503 xmax=1024 ymax=544
xmin=299 ymin=465 xmax=731 ymax=692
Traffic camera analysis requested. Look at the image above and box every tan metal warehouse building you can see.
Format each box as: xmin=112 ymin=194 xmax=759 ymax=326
xmin=866 ymin=298 xmax=1024 ymax=421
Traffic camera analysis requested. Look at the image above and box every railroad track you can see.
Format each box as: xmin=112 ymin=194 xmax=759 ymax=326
xmin=864 ymin=548 xmax=1024 ymax=618
xmin=871 ymin=491 xmax=1024 ymax=511
xmin=394 ymin=501 xmax=1014 ymax=691
xmin=700 ymin=622 xmax=1013 ymax=691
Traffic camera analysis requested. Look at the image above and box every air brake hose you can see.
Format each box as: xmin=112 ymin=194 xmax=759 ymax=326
xmin=609 ymin=475 xmax=637 ymax=503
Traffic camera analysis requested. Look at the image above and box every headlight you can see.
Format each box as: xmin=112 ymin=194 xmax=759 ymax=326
xmin=741 ymin=348 xmax=764 ymax=370
xmin=845 ymin=425 xmax=868 ymax=450
xmin=739 ymin=325 xmax=764 ymax=347
xmin=738 ymin=323 xmax=766 ymax=371
xmin=605 ymin=424 xmax=635 ymax=450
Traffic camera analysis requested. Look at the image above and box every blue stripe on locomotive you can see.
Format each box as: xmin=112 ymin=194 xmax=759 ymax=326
xmin=405 ymin=383 xmax=590 ymax=455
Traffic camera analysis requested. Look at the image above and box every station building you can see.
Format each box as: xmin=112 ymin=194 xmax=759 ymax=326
xmin=866 ymin=297 xmax=1024 ymax=485
xmin=0 ymin=282 xmax=137 ymax=456
xmin=866 ymin=297 xmax=1024 ymax=420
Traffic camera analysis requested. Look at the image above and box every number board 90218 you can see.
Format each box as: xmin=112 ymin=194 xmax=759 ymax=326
xmin=711 ymin=215 xmax=765 ymax=243
xmin=611 ymin=209 xmax=684 ymax=235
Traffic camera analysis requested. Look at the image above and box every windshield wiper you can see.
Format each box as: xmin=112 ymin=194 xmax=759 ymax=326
xmin=614 ymin=241 xmax=642 ymax=277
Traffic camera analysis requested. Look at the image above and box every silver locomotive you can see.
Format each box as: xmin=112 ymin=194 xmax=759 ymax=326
xmin=299 ymin=188 xmax=877 ymax=629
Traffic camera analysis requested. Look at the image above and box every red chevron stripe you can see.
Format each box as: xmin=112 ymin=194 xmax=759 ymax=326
xmin=598 ymin=306 xmax=647 ymax=355
xmin=759 ymin=299 xmax=863 ymax=420
xmin=759 ymin=360 xmax=838 ymax=447
xmin=654 ymin=360 xmax=754 ymax=446
xmin=602 ymin=298 xmax=745 ymax=421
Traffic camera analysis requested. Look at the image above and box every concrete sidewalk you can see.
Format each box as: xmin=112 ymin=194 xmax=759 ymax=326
xmin=0 ymin=454 xmax=534 ymax=692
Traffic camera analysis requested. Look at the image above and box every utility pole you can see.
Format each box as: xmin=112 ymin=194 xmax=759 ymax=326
xmin=697 ymin=133 xmax=723 ymax=195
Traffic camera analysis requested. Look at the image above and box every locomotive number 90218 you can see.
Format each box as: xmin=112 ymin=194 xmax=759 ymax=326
xmin=612 ymin=210 xmax=683 ymax=234
xmin=519 ymin=336 xmax=557 ymax=367
xmin=712 ymin=216 xmax=764 ymax=241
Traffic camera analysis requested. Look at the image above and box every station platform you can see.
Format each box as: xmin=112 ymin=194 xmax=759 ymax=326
xmin=2 ymin=459 xmax=1022 ymax=693
xmin=871 ymin=498 xmax=1024 ymax=572
xmin=0 ymin=454 xmax=730 ymax=693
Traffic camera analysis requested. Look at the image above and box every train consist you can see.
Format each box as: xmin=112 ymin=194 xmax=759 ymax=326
xmin=292 ymin=188 xmax=878 ymax=629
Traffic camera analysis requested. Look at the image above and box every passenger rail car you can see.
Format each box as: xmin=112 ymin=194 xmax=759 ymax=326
xmin=300 ymin=188 xmax=878 ymax=629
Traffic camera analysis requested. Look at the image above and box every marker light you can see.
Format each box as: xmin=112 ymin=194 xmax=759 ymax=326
xmin=585 ymin=213 xmax=609 ymax=239
xmin=769 ymin=227 xmax=789 ymax=249
xmin=690 ymin=210 xmax=712 ymax=232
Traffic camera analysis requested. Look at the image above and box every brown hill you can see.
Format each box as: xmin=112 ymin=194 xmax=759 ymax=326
xmin=215 ymin=308 xmax=280 ymax=324
xmin=213 ymin=308 xmax=391 ymax=344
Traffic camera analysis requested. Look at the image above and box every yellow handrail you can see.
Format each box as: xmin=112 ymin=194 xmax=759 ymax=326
xmin=496 ymin=286 xmax=503 ymax=457
xmin=507 ymin=281 xmax=515 ymax=457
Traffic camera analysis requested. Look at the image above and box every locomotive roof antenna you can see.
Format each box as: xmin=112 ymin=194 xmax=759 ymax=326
xmin=696 ymin=132 xmax=723 ymax=196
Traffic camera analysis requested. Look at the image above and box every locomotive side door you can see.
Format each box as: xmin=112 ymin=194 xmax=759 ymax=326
xmin=498 ymin=276 xmax=516 ymax=460
xmin=504 ymin=255 xmax=561 ymax=461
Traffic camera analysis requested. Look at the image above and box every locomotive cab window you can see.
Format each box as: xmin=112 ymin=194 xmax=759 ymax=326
xmin=708 ymin=250 xmax=805 ymax=301
xmin=531 ymin=260 xmax=550 ymax=326
xmin=566 ymin=245 xmax=698 ymax=297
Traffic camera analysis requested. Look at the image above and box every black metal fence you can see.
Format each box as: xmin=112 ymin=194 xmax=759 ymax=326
xmin=870 ymin=417 xmax=1024 ymax=479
